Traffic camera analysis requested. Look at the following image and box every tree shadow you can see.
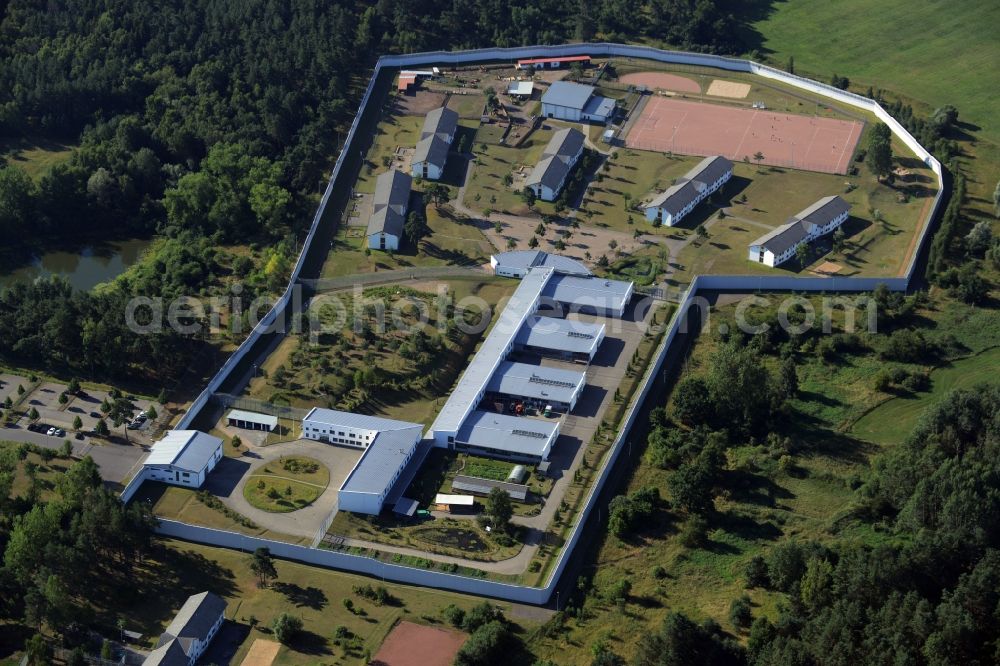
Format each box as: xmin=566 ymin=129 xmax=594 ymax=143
xmin=273 ymin=582 xmax=329 ymax=610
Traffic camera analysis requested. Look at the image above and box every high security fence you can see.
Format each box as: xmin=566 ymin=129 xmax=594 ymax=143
xmin=147 ymin=44 xmax=945 ymax=605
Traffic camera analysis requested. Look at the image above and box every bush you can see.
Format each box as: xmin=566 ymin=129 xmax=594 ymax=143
xmin=272 ymin=613 xmax=302 ymax=644
xmin=443 ymin=604 xmax=466 ymax=627
xmin=744 ymin=555 xmax=769 ymax=588
xmin=652 ymin=565 xmax=667 ymax=580
xmin=729 ymin=594 xmax=753 ymax=628
xmin=678 ymin=515 xmax=709 ymax=548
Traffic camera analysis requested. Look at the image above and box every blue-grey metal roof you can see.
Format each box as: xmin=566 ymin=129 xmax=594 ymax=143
xmin=542 ymin=81 xmax=596 ymax=111
xmin=525 ymin=127 xmax=585 ymax=190
xmin=645 ymin=156 xmax=733 ymax=215
xmin=515 ymin=315 xmax=605 ymax=356
xmin=582 ymin=95 xmax=615 ymax=119
xmin=153 ymin=591 xmax=226 ymax=663
xmin=368 ymin=169 xmax=410 ymax=238
xmin=750 ymin=195 xmax=850 ymax=255
xmin=492 ymin=250 xmax=592 ymax=276
xmin=420 ymin=106 xmax=458 ymax=141
xmin=486 ymin=361 xmax=585 ymax=404
xmin=304 ymin=407 xmax=422 ymax=433
xmin=413 ymin=134 xmax=450 ymax=169
xmin=339 ymin=426 xmax=423 ymax=496
xmin=429 ymin=267 xmax=555 ymax=438
xmin=541 ymin=274 xmax=634 ymax=313
xmin=454 ymin=410 xmax=558 ymax=458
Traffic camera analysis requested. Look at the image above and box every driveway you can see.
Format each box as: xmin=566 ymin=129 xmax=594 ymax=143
xmin=205 ymin=439 xmax=362 ymax=540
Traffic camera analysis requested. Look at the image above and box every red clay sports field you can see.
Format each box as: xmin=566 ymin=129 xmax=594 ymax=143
xmin=625 ymin=96 xmax=864 ymax=175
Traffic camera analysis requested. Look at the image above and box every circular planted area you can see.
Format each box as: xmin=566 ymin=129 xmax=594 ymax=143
xmin=243 ymin=456 xmax=330 ymax=513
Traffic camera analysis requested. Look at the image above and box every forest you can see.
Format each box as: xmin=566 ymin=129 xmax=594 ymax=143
xmin=0 ymin=0 xmax=752 ymax=383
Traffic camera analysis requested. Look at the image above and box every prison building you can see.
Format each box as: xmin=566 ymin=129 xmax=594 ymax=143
xmin=427 ymin=268 xmax=554 ymax=449
xmin=143 ymin=430 xmax=223 ymax=489
xmin=337 ymin=424 xmax=423 ymax=515
xmin=453 ymin=411 xmax=559 ymax=463
xmin=541 ymin=274 xmax=634 ymax=318
xmin=143 ymin=592 xmax=226 ymax=666
xmin=642 ymin=156 xmax=734 ymax=227
xmin=516 ymin=55 xmax=591 ymax=70
xmin=485 ymin=361 xmax=586 ymax=412
xmin=302 ymin=408 xmax=419 ymax=449
xmin=411 ymin=106 xmax=458 ymax=180
xmin=451 ymin=475 xmax=529 ymax=502
xmin=226 ymin=409 xmax=277 ymax=432
xmin=366 ymin=169 xmax=411 ymax=251
xmin=748 ymin=195 xmax=851 ymax=267
xmin=524 ymin=127 xmax=585 ymax=201
xmin=514 ymin=315 xmax=605 ymax=363
xmin=540 ymin=81 xmax=615 ymax=124
xmin=490 ymin=249 xmax=592 ymax=278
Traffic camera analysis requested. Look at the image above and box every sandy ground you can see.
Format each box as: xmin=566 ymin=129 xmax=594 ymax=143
xmin=239 ymin=639 xmax=281 ymax=666
xmin=620 ymin=71 xmax=700 ymax=93
xmin=707 ymin=80 xmax=751 ymax=99
xmin=371 ymin=621 xmax=466 ymax=666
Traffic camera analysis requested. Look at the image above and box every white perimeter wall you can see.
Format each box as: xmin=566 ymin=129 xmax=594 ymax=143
xmin=146 ymin=43 xmax=945 ymax=606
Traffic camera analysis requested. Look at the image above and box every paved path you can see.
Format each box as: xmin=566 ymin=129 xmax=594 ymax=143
xmin=206 ymin=439 xmax=361 ymax=540
xmin=0 ymin=423 xmax=148 ymax=485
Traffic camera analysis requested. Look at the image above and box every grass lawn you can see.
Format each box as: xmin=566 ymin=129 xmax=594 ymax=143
xmin=243 ymin=456 xmax=331 ymax=513
xmin=133 ymin=482 xmax=309 ymax=545
xmin=749 ymin=0 xmax=1000 ymax=146
xmin=118 ymin=538 xmax=530 ymax=666
xmin=0 ymin=136 xmax=75 ymax=179
xmin=446 ymin=92 xmax=486 ymax=118
xmin=355 ymin=114 xmax=423 ymax=194
xmin=659 ymin=159 xmax=935 ymax=285
xmin=458 ymin=454 xmax=514 ymax=481
xmin=851 ymin=346 xmax=1000 ymax=446
xmin=464 ymin=127 xmax=555 ymax=215
xmin=319 ymin=202 xmax=493 ymax=279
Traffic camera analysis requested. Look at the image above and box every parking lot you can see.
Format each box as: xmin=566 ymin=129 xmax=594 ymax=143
xmin=0 ymin=373 xmax=29 ymax=404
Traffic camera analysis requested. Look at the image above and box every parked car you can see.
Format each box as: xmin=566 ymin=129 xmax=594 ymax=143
xmin=55 ymin=428 xmax=65 ymax=437
xmin=46 ymin=427 xmax=57 ymax=436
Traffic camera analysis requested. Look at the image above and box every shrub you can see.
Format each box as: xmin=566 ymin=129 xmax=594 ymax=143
xmin=729 ymin=594 xmax=753 ymax=628
xmin=272 ymin=613 xmax=302 ymax=644
xmin=744 ymin=555 xmax=769 ymax=588
xmin=443 ymin=604 xmax=466 ymax=628
xmin=678 ymin=515 xmax=708 ymax=548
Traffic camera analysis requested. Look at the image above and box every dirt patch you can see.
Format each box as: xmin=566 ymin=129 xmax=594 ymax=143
xmin=372 ymin=621 xmax=466 ymax=666
xmin=706 ymin=80 xmax=751 ymax=99
xmin=396 ymin=90 xmax=448 ymax=116
xmin=620 ymin=72 xmax=700 ymax=94
xmin=240 ymin=639 xmax=281 ymax=666
xmin=812 ymin=261 xmax=843 ymax=275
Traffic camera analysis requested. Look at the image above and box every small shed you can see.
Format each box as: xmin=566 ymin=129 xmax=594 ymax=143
xmin=434 ymin=494 xmax=475 ymax=513
xmin=226 ymin=409 xmax=278 ymax=432
xmin=451 ymin=475 xmax=528 ymax=502
xmin=393 ymin=497 xmax=419 ymax=517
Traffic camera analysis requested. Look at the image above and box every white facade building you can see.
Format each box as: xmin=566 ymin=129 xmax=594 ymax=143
xmin=540 ymin=81 xmax=615 ymax=124
xmin=411 ymin=106 xmax=458 ymax=181
xmin=366 ymin=169 xmax=411 ymax=251
xmin=143 ymin=430 xmax=223 ymax=489
xmin=642 ymin=156 xmax=733 ymax=227
xmin=748 ymin=196 xmax=851 ymax=267
xmin=525 ymin=127 xmax=585 ymax=201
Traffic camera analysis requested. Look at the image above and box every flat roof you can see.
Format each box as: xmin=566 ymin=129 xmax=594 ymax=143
xmin=339 ymin=427 xmax=423 ymax=496
xmin=541 ymin=274 xmax=633 ymax=313
xmin=435 ymin=494 xmax=475 ymax=506
xmin=582 ymin=95 xmax=616 ymax=119
xmin=455 ymin=410 xmax=558 ymax=458
xmin=541 ymin=81 xmax=595 ymax=111
xmin=304 ymin=407 xmax=421 ymax=433
xmin=486 ymin=361 xmax=585 ymax=404
xmin=429 ymin=267 xmax=555 ymax=437
xmin=518 ymin=55 xmax=590 ymax=65
xmin=515 ymin=315 xmax=605 ymax=356
xmin=452 ymin=474 xmax=528 ymax=501
xmin=491 ymin=250 xmax=592 ymax=276
xmin=146 ymin=431 xmax=222 ymax=473
xmin=507 ymin=81 xmax=534 ymax=96
xmin=226 ymin=409 xmax=278 ymax=428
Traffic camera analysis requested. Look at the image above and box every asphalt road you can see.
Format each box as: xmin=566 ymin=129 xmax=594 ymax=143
xmin=1 ymin=424 xmax=148 ymax=485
